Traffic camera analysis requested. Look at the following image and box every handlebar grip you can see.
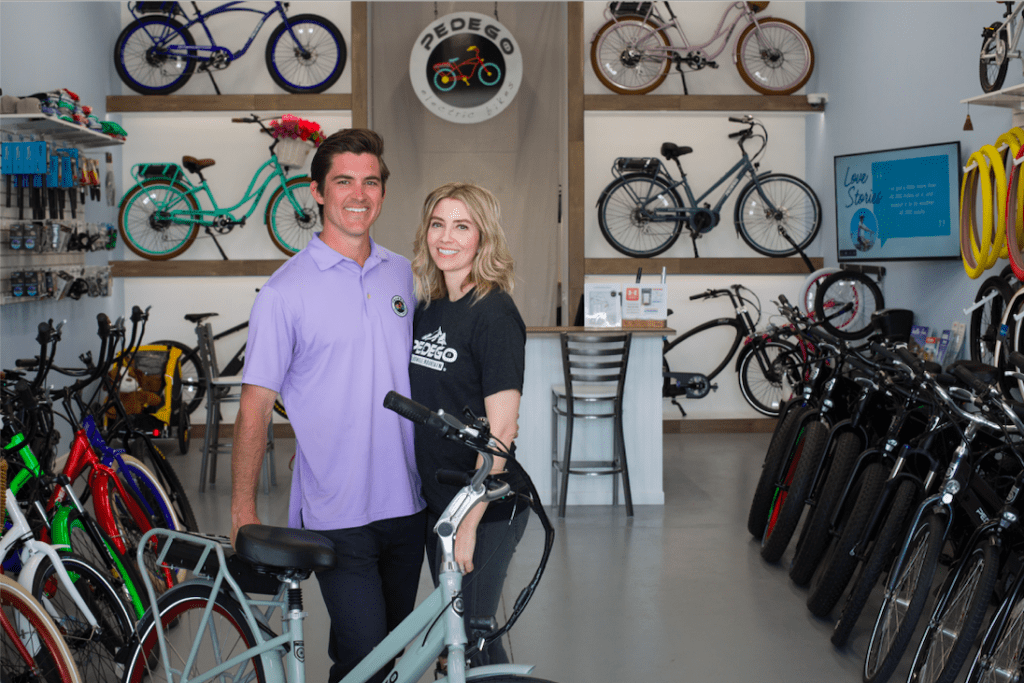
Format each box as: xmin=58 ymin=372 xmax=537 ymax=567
xmin=230 ymin=118 xmax=248 ymax=123
xmin=895 ymin=346 xmax=923 ymax=370
xmin=14 ymin=358 xmax=38 ymax=369
xmin=807 ymin=326 xmax=841 ymax=347
xmin=436 ymin=469 xmax=473 ymax=486
xmin=130 ymin=305 xmax=147 ymax=323
xmin=728 ymin=116 xmax=747 ymax=123
xmin=778 ymin=294 xmax=790 ymax=306
xmin=953 ymin=363 xmax=990 ymax=395
xmin=383 ymin=391 xmax=433 ymax=424
xmin=728 ymin=131 xmax=746 ymax=139
xmin=689 ymin=292 xmax=705 ymax=301
xmin=1010 ymin=351 xmax=1024 ymax=371
xmin=35 ymin=321 xmax=52 ymax=347
xmin=97 ymin=313 xmax=111 ymax=338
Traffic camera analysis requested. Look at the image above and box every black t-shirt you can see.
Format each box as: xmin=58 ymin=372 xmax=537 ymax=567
xmin=409 ymin=289 xmax=526 ymax=518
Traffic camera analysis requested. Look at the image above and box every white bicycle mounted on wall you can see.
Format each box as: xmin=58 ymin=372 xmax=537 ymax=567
xmin=980 ymin=0 xmax=1024 ymax=93
xmin=590 ymin=1 xmax=815 ymax=96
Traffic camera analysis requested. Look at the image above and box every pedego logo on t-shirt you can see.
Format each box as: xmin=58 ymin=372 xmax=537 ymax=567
xmin=412 ymin=327 xmax=459 ymax=371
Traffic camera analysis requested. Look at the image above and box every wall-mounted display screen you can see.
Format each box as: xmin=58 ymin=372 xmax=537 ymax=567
xmin=834 ymin=141 xmax=961 ymax=262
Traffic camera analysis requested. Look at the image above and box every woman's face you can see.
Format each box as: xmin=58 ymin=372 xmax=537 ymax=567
xmin=426 ymin=197 xmax=481 ymax=284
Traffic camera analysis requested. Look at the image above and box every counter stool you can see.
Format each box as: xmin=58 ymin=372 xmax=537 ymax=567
xmin=194 ymin=320 xmax=275 ymax=494
xmin=551 ymin=332 xmax=633 ymax=517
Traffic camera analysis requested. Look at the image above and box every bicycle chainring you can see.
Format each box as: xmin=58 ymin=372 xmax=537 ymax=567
xmin=689 ymin=208 xmax=718 ymax=235
xmin=664 ymin=372 xmax=712 ymax=399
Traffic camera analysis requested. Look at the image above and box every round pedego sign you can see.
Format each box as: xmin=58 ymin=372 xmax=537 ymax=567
xmin=409 ymin=11 xmax=522 ymax=124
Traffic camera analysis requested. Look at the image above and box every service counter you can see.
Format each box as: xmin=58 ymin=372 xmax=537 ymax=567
xmin=517 ymin=327 xmax=673 ymax=507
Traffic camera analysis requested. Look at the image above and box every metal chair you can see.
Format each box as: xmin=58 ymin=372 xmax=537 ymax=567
xmin=551 ymin=332 xmax=633 ymax=517
xmin=194 ymin=321 xmax=275 ymax=493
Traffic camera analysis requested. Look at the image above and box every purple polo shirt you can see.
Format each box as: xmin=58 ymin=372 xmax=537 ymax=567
xmin=243 ymin=234 xmax=425 ymax=530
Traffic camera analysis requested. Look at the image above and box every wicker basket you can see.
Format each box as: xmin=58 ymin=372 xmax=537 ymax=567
xmin=275 ymin=137 xmax=315 ymax=168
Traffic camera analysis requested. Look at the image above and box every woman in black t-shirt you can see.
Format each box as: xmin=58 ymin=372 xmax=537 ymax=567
xmin=409 ymin=182 xmax=528 ymax=666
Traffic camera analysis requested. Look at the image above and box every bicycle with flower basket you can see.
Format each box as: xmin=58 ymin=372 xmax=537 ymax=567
xmin=117 ymin=114 xmax=323 ymax=260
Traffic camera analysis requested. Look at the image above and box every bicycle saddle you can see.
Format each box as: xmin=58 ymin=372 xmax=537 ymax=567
xmin=236 ymin=524 xmax=337 ymax=573
xmin=182 ymin=155 xmax=216 ymax=174
xmin=660 ymin=143 xmax=693 ymax=160
xmin=184 ymin=312 xmax=219 ymax=324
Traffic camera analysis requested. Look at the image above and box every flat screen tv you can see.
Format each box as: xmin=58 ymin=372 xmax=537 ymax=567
xmin=834 ymin=141 xmax=961 ymax=262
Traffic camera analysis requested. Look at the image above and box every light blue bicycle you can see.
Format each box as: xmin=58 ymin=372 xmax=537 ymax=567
xmin=121 ymin=391 xmax=555 ymax=683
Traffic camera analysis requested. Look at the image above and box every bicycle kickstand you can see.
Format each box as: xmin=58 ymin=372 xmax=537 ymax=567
xmin=198 ymin=65 xmax=223 ymax=96
xmin=673 ymin=57 xmax=689 ymax=96
xmin=204 ymin=226 xmax=230 ymax=260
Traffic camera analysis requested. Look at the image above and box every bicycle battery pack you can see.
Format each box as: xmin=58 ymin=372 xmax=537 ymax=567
xmin=610 ymin=2 xmax=654 ymax=17
xmin=133 ymin=1 xmax=181 ymax=15
xmin=130 ymin=163 xmax=188 ymax=187
xmin=614 ymin=157 xmax=660 ymax=177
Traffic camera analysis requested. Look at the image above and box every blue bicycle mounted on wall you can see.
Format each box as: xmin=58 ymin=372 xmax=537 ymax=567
xmin=114 ymin=1 xmax=346 ymax=95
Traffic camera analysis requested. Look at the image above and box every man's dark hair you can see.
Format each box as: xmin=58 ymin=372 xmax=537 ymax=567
xmin=309 ymin=129 xmax=389 ymax=224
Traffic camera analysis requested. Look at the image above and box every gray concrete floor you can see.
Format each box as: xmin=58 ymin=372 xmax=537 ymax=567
xmin=162 ymin=431 xmax=904 ymax=683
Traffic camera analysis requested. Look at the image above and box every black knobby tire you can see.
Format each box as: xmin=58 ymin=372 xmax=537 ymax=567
xmin=980 ymin=28 xmax=1010 ymax=93
xmin=118 ymin=179 xmax=200 ymax=260
xmin=789 ymin=430 xmax=864 ymax=587
xmin=806 ymin=462 xmax=887 ymax=617
xmin=761 ymin=420 xmax=829 ymax=563
xmin=813 ymin=270 xmax=885 ymax=340
xmin=114 ymin=16 xmax=196 ymax=95
xmin=265 ymin=14 xmax=346 ymax=93
xmin=969 ymin=275 xmax=1013 ymax=367
xmin=831 ymin=478 xmax=917 ymax=648
xmin=131 ymin=437 xmax=199 ymax=533
xmin=864 ymin=512 xmax=946 ymax=683
xmin=908 ymin=537 xmax=1001 ymax=683
xmin=737 ymin=340 xmax=801 ymax=417
xmin=598 ymin=173 xmax=685 ymax=257
xmin=734 ymin=173 xmax=822 ymax=257
xmin=120 ymin=583 xmax=267 ymax=683
xmin=32 ymin=553 xmax=135 ymax=680
xmin=748 ymin=406 xmax=810 ymax=538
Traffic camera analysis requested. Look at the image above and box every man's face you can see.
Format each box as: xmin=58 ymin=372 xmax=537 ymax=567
xmin=310 ymin=152 xmax=385 ymax=241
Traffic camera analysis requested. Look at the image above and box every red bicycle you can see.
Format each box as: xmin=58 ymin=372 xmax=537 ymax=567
xmin=432 ymin=45 xmax=502 ymax=91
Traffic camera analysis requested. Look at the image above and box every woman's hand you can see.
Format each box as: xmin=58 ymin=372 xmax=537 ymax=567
xmin=454 ymin=526 xmax=478 ymax=574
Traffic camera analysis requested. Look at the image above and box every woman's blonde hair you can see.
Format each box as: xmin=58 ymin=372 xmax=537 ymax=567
xmin=412 ymin=182 xmax=515 ymax=305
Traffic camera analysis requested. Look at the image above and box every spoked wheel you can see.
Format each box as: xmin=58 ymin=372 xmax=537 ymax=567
xmin=113 ymin=17 xmax=196 ymax=95
xmin=590 ymin=17 xmax=671 ymax=95
xmin=980 ymin=27 xmax=1010 ymax=93
xmin=734 ymin=173 xmax=821 ymax=257
xmin=598 ymin=173 xmax=684 ymax=257
xmin=265 ymin=176 xmax=320 ymax=255
xmin=734 ymin=17 xmax=815 ymax=95
xmin=967 ymin=593 xmax=1024 ymax=682
xmin=737 ymin=340 xmax=801 ymax=417
xmin=265 ymin=14 xmax=346 ymax=93
xmin=969 ymin=275 xmax=1014 ymax=366
xmin=118 ymin=179 xmax=200 ymax=260
xmin=813 ymin=270 xmax=885 ymax=340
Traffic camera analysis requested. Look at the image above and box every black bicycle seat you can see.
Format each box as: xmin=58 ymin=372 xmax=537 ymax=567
xmin=661 ymin=143 xmax=693 ymax=160
xmin=182 ymin=155 xmax=216 ymax=174
xmin=236 ymin=524 xmax=337 ymax=573
xmin=184 ymin=312 xmax=219 ymax=324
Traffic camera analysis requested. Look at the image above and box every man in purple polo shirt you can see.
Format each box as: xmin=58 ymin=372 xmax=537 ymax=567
xmin=232 ymin=128 xmax=425 ymax=683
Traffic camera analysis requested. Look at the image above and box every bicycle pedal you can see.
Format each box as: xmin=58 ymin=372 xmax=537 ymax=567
xmin=708 ymin=61 xmax=719 ymax=69
xmin=710 ymin=383 xmax=719 ymax=392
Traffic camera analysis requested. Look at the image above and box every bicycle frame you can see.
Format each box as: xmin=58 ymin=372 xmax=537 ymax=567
xmin=131 ymin=1 xmax=295 ymax=66
xmin=664 ymin=310 xmax=751 ymax=383
xmin=630 ymin=152 xmax=761 ymax=225
xmin=984 ymin=2 xmax=1024 ymax=66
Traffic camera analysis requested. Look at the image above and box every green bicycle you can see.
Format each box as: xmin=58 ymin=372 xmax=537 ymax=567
xmin=117 ymin=114 xmax=321 ymax=260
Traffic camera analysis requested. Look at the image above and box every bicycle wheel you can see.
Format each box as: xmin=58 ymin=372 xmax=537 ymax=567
xmin=832 ymin=478 xmax=917 ymax=648
xmin=598 ymin=173 xmax=684 ymax=257
xmin=590 ymin=17 xmax=671 ymax=95
xmin=789 ymin=430 xmax=863 ymax=587
xmin=58 ymin=507 xmax=147 ymax=620
xmin=118 ymin=179 xmax=200 ymax=260
xmin=980 ymin=27 xmax=1010 ymax=94
xmin=734 ymin=17 xmax=815 ymax=95
xmin=150 ymin=339 xmax=205 ymax=417
xmin=478 ymin=61 xmax=502 ymax=86
xmin=967 ymin=592 xmax=1024 ymax=682
xmin=806 ymin=462 xmax=887 ymax=618
xmin=264 ymin=14 xmax=346 ymax=93
xmin=105 ymin=479 xmax=176 ymax=598
xmin=813 ymin=270 xmax=885 ymax=340
xmin=908 ymin=535 xmax=1000 ymax=683
xmin=864 ymin=512 xmax=946 ymax=683
xmin=265 ymin=175 xmax=320 ymax=255
xmin=761 ymin=420 xmax=828 ymax=563
xmin=127 ymin=436 xmax=199 ymax=540
xmin=32 ymin=553 xmax=134 ymax=681
xmin=434 ymin=66 xmax=458 ymax=91
xmin=737 ymin=340 xmax=800 ymax=417
xmin=969 ymin=275 xmax=1013 ymax=366
xmin=734 ymin=173 xmax=821 ymax=257
xmin=118 ymin=454 xmax=190 ymax=583
xmin=113 ymin=16 xmax=196 ymax=95
xmin=1 ymin=574 xmax=83 ymax=683
xmin=801 ymin=267 xmax=842 ymax=317
xmin=120 ymin=582 xmax=267 ymax=683
xmin=748 ymin=406 xmax=810 ymax=538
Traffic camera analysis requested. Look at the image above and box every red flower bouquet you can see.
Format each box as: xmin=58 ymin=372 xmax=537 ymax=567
xmin=268 ymin=114 xmax=325 ymax=147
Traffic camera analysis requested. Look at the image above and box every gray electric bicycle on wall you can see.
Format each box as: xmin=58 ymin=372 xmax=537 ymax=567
xmin=596 ymin=115 xmax=821 ymax=268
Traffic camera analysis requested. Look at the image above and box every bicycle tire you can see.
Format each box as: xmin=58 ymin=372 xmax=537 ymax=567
xmin=864 ymin=511 xmax=946 ymax=683
xmin=264 ymin=14 xmax=346 ymax=93
xmin=120 ymin=582 xmax=268 ymax=683
xmin=128 ymin=437 xmax=199 ymax=535
xmin=591 ymin=16 xmax=671 ymax=95
xmin=106 ymin=477 xmax=177 ymax=598
xmin=734 ymin=173 xmax=822 ymax=257
xmin=114 ymin=16 xmax=196 ymax=95
xmin=966 ymin=590 xmax=1024 ymax=682
xmin=807 ymin=462 xmax=887 ymax=618
xmin=478 ymin=61 xmax=502 ymax=86
xmin=813 ymin=270 xmax=885 ymax=340
xmin=1 ymin=574 xmax=83 ymax=683
xmin=970 ymin=275 xmax=1014 ymax=367
xmin=118 ymin=454 xmax=189 ymax=583
xmin=980 ymin=27 xmax=1010 ymax=94
xmin=1006 ymin=145 xmax=1024 ymax=281
xmin=801 ymin=267 xmax=842 ymax=317
xmin=734 ymin=17 xmax=815 ymax=95
xmin=761 ymin=420 xmax=828 ymax=563
xmin=598 ymin=173 xmax=684 ymax=257
xmin=908 ymin=535 xmax=1000 ymax=683
xmin=265 ymin=175 xmax=320 ymax=255
xmin=995 ymin=287 xmax=1024 ymax=397
xmin=118 ymin=179 xmax=200 ymax=260
xmin=737 ymin=339 xmax=800 ymax=417
xmin=434 ymin=66 xmax=458 ymax=91
xmin=32 ymin=553 xmax=135 ymax=681
xmin=58 ymin=507 xmax=147 ymax=620
xmin=748 ymin=406 xmax=810 ymax=538
xmin=789 ymin=430 xmax=864 ymax=587
xmin=832 ymin=478 xmax=917 ymax=648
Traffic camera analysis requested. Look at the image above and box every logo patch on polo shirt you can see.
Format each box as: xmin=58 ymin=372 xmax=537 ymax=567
xmin=392 ymin=295 xmax=409 ymax=317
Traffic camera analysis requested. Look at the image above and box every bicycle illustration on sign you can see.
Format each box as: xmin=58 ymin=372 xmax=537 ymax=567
xmin=432 ymin=46 xmax=502 ymax=92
